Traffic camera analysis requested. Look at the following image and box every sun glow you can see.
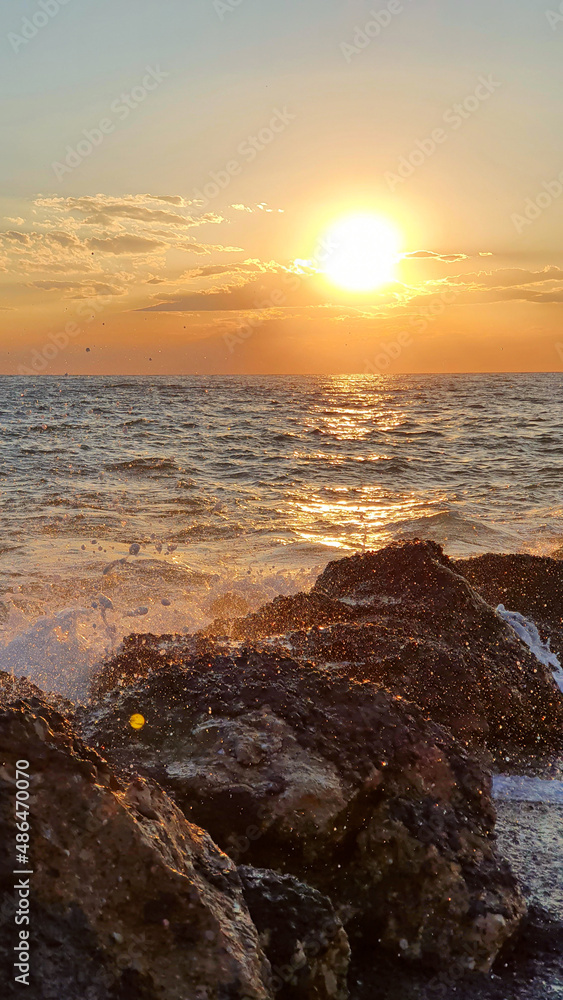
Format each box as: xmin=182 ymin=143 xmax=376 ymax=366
xmin=321 ymin=214 xmax=402 ymax=292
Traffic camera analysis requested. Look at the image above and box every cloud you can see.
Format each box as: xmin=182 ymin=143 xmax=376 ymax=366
xmin=139 ymin=270 xmax=405 ymax=314
xmin=408 ymin=265 xmax=563 ymax=308
xmin=403 ymin=250 xmax=470 ymax=262
xmin=0 ymin=193 xmax=271 ymax=316
xmin=139 ymin=269 xmax=319 ymax=313
xmin=85 ymin=235 xmax=165 ymax=255
xmin=448 ymin=266 xmax=563 ymax=288
xmin=146 ymin=195 xmax=191 ymax=205
xmin=176 ymin=241 xmax=243 ymax=255
xmin=2 ymin=231 xmax=32 ymax=245
xmin=228 ymin=202 xmax=283 ymax=214
xmin=46 ymin=231 xmax=81 ymax=248
xmin=181 ymin=259 xmax=283 ymax=279
xmin=34 ymin=195 xmax=222 ymax=230
xmin=28 ymin=279 xmax=126 ymax=297
xmin=455 ymin=286 xmax=563 ymax=304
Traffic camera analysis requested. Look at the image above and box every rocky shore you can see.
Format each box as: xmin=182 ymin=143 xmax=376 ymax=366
xmin=1 ymin=540 xmax=562 ymax=998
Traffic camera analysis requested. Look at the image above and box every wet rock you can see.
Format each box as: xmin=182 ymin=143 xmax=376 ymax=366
xmin=209 ymin=592 xmax=251 ymax=621
xmin=0 ymin=673 xmax=273 ymax=1000
xmin=81 ymin=651 xmax=525 ymax=976
xmin=89 ymin=632 xmax=210 ymax=700
xmin=348 ymin=905 xmax=563 ymax=1000
xmin=238 ymin=867 xmax=350 ymax=999
xmin=206 ymin=592 xmax=353 ymax=644
xmin=205 ymin=541 xmax=563 ymax=749
xmin=455 ymin=552 xmax=563 ymax=660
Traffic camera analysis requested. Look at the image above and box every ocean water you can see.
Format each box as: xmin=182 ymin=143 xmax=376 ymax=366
xmin=1 ymin=372 xmax=562 ymax=698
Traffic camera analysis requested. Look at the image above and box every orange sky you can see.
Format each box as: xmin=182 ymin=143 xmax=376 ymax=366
xmin=2 ymin=1 xmax=563 ymax=374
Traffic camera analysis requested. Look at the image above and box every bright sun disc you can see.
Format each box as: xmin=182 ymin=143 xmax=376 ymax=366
xmin=321 ymin=214 xmax=401 ymax=292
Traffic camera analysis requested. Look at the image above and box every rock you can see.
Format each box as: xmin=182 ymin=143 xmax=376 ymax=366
xmin=209 ymin=593 xmax=251 ymax=621
xmin=455 ymin=552 xmax=563 ymax=660
xmin=206 ymin=592 xmax=353 ymax=644
xmin=89 ymin=633 xmax=214 ymax=701
xmin=0 ymin=672 xmax=273 ymax=1000
xmin=81 ymin=650 xmax=526 ymax=976
xmin=348 ymin=905 xmax=563 ymax=999
xmin=202 ymin=541 xmax=563 ymax=749
xmin=238 ymin=867 xmax=350 ymax=999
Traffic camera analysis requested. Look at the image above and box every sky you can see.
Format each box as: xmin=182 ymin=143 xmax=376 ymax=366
xmin=1 ymin=0 xmax=563 ymax=374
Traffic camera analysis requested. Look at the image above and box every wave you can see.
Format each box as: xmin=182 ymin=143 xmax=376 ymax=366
xmin=497 ymin=604 xmax=563 ymax=692
xmin=104 ymin=457 xmax=178 ymax=474
xmin=19 ymin=447 xmax=65 ymax=456
xmin=493 ymin=776 xmax=563 ymax=803
xmin=384 ymin=511 xmax=526 ymax=556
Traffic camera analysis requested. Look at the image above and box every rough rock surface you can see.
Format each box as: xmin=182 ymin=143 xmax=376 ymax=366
xmin=238 ymin=867 xmax=350 ymax=1000
xmin=81 ymin=649 xmax=525 ymax=975
xmin=193 ymin=541 xmax=563 ymax=749
xmin=0 ymin=673 xmax=273 ymax=1000
xmin=348 ymin=906 xmax=563 ymax=1000
xmin=455 ymin=552 xmax=563 ymax=660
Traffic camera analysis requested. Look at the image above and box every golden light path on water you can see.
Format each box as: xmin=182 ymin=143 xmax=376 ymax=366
xmin=283 ymin=378 xmax=449 ymax=550
xmin=3 ymin=373 xmax=560 ymax=705
xmin=286 ymin=487 xmax=445 ymax=551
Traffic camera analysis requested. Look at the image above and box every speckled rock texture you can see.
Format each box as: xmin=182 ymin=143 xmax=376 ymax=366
xmin=0 ymin=673 xmax=273 ymax=1000
xmin=455 ymin=551 xmax=563 ymax=661
xmin=80 ymin=647 xmax=525 ymax=976
xmin=194 ymin=540 xmax=563 ymax=749
xmin=238 ymin=867 xmax=350 ymax=1000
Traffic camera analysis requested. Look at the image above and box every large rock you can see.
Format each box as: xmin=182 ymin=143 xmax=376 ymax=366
xmin=238 ymin=867 xmax=350 ymax=1000
xmin=81 ymin=649 xmax=525 ymax=976
xmin=347 ymin=905 xmax=563 ymax=1000
xmin=0 ymin=673 xmax=273 ymax=1000
xmin=455 ymin=551 xmax=563 ymax=660
xmin=199 ymin=541 xmax=563 ymax=749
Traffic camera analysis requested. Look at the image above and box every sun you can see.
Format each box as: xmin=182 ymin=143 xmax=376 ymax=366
xmin=320 ymin=214 xmax=401 ymax=292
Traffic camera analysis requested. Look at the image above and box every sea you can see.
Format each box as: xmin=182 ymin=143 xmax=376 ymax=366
xmin=1 ymin=372 xmax=562 ymax=700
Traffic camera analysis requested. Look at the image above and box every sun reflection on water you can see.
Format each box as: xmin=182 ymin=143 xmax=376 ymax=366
xmin=284 ymin=376 xmax=447 ymax=550
xmin=286 ymin=486 xmax=442 ymax=551
xmin=304 ymin=404 xmax=406 ymax=441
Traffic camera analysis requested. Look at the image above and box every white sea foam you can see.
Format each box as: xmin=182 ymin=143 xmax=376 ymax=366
xmin=2 ymin=375 xmax=563 ymax=705
xmin=497 ymin=604 xmax=563 ymax=693
xmin=0 ymin=555 xmax=320 ymax=701
xmin=493 ymin=774 xmax=563 ymax=804
xmin=0 ymin=609 xmax=108 ymax=701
